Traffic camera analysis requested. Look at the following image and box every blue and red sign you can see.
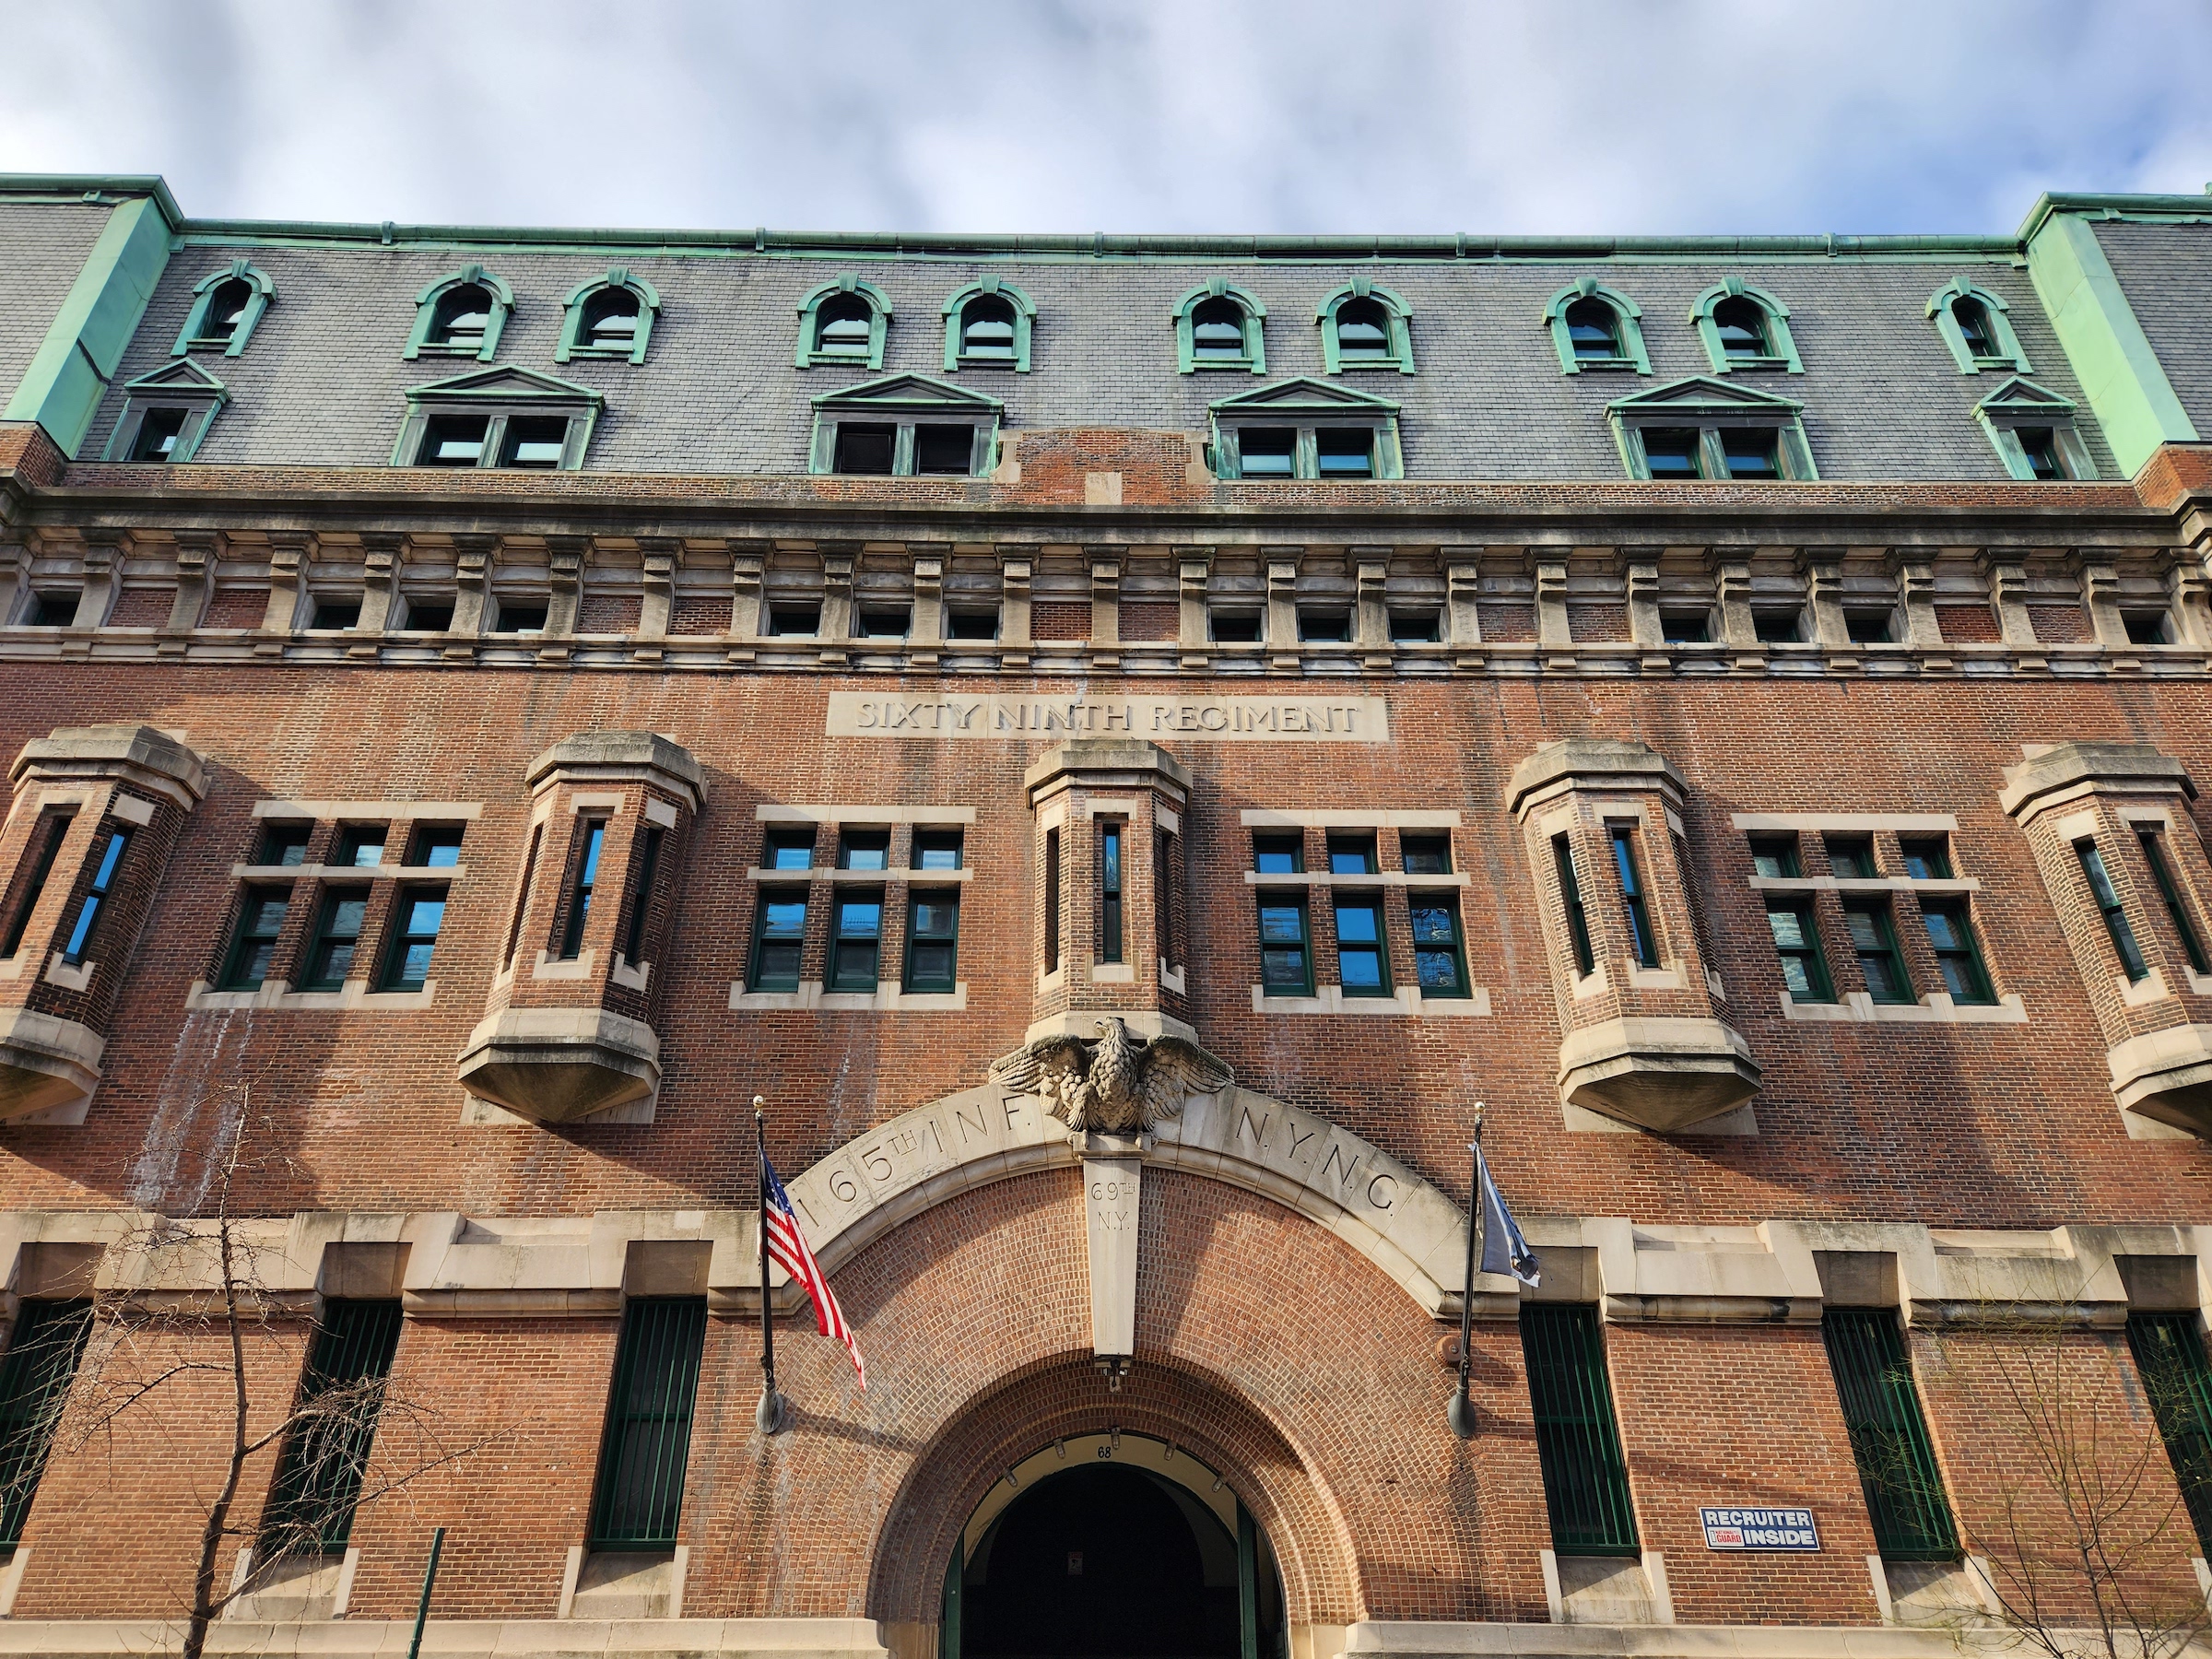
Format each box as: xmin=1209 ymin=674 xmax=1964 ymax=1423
xmin=1700 ymin=1507 xmax=1819 ymax=1551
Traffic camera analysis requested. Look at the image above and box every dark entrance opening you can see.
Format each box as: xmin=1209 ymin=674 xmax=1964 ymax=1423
xmin=947 ymin=1459 xmax=1283 ymax=1659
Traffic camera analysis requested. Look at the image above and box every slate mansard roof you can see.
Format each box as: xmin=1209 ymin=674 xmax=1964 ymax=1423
xmin=7 ymin=175 xmax=2212 ymax=486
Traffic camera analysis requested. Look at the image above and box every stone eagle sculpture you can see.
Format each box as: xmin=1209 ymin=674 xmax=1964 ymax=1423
xmin=989 ymin=1017 xmax=1234 ymax=1142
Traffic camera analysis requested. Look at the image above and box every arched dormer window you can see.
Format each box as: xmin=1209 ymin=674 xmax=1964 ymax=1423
xmin=940 ymin=277 xmax=1037 ymax=372
xmin=171 ymin=261 xmax=276 ymax=359
xmin=557 ymin=268 xmax=663 ymax=365
xmin=795 ymin=275 xmax=893 ymax=371
xmin=1172 ymin=280 xmax=1266 ymax=374
xmin=1541 ymin=278 xmax=1651 ymax=375
xmin=1689 ymin=278 xmax=1802 ymax=373
xmin=1316 ymin=279 xmax=1414 ymax=374
xmin=1926 ymin=276 xmax=2030 ymax=375
xmin=404 ymin=265 xmax=514 ymax=362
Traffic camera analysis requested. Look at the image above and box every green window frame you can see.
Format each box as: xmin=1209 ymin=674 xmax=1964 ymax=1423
xmin=171 ymin=260 xmax=276 ymax=359
xmin=1608 ymin=826 xmax=1660 ymax=970
xmin=260 ymin=1299 xmax=403 ymax=1556
xmin=1607 ymin=378 xmax=1818 ymax=482
xmin=1688 ymin=278 xmax=1803 ymax=373
xmin=750 ymin=888 xmax=806 ymax=992
xmin=560 ymin=819 xmax=608 ymax=960
xmin=1256 ymin=893 xmax=1312 ymax=997
xmin=100 ymin=360 xmax=229 ymax=464
xmin=589 ymin=1297 xmax=707 ymax=1551
xmin=1541 ymin=277 xmax=1651 ymax=376
xmin=1521 ymin=1304 xmax=1641 ymax=1557
xmin=1926 ymin=276 xmax=2030 ymax=374
xmin=1333 ymin=894 xmax=1390 ymax=996
xmin=1316 ymin=279 xmax=1415 ymax=375
xmin=1099 ymin=822 xmax=1124 ymax=965
xmin=1410 ymin=894 xmax=1470 ymax=997
xmin=301 ymin=887 xmax=371 ymax=992
xmin=1172 ymin=280 xmax=1267 ymax=374
xmin=403 ymin=265 xmax=514 ymax=362
xmin=557 ymin=268 xmax=662 ymax=365
xmin=2076 ymin=839 xmax=2147 ymax=982
xmin=807 ymin=375 xmax=1004 ymax=477
xmin=393 ymin=367 xmax=604 ymax=472
xmin=940 ymin=277 xmax=1036 ymax=373
xmin=1844 ymin=901 xmax=1913 ymax=1003
xmin=1972 ymin=377 xmax=2097 ymax=481
xmin=830 ymin=892 xmax=884 ymax=991
xmin=794 ymin=275 xmax=893 ymax=371
xmin=1822 ymin=1308 xmax=1958 ymax=1561
xmin=222 ymin=886 xmax=292 ymax=992
xmin=380 ymin=887 xmax=447 ymax=992
xmin=2138 ymin=829 xmax=2210 ymax=975
xmin=2125 ymin=1311 xmax=2212 ymax=1556
xmin=1766 ymin=899 xmax=1834 ymax=1003
xmin=0 ymin=1300 xmax=93 ymax=1548
xmin=1553 ymin=834 xmax=1596 ymax=978
xmin=904 ymin=890 xmax=960 ymax=994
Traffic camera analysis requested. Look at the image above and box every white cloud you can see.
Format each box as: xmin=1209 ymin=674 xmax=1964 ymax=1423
xmin=0 ymin=0 xmax=2203 ymax=235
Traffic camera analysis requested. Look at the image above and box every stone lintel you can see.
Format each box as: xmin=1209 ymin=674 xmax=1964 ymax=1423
xmin=1509 ymin=736 xmax=1683 ymax=821
xmin=524 ymin=729 xmax=705 ymax=810
xmin=1556 ymin=1016 xmax=1761 ymax=1132
xmin=11 ymin=723 xmax=207 ymax=809
xmin=1999 ymin=738 xmax=2194 ymax=822
xmin=456 ymin=1006 xmax=661 ymax=1123
xmin=0 ymin=1008 xmax=103 ymax=1121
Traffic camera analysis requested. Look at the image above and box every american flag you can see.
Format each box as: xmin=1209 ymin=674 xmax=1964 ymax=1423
xmin=762 ymin=1155 xmax=865 ymax=1389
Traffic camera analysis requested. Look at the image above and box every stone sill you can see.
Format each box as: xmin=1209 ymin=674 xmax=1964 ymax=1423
xmin=1250 ymin=983 xmax=1490 ymax=1017
xmin=1779 ymin=990 xmax=2027 ymax=1024
xmin=185 ymin=977 xmax=436 ymax=1012
xmin=728 ymin=980 xmax=967 ymax=1012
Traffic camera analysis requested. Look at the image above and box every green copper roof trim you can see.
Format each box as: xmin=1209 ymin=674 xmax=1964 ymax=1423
xmin=2025 ymin=210 xmax=2196 ymax=477
xmin=1 ymin=194 xmax=172 ymax=456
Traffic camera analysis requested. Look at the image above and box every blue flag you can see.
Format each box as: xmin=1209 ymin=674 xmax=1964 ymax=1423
xmin=1477 ymin=1146 xmax=1540 ymax=1288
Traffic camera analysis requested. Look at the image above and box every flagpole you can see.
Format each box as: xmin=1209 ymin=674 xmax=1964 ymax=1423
xmin=755 ymin=1095 xmax=794 ymax=1437
xmin=1447 ymin=1102 xmax=1485 ymax=1440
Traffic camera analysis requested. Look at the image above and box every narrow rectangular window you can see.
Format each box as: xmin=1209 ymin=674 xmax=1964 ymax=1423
xmin=905 ymin=891 xmax=959 ymax=994
xmin=1043 ymin=828 xmax=1061 ymax=972
xmin=1334 ymin=896 xmax=1389 ymax=996
xmin=503 ymin=823 xmax=542 ymax=971
xmin=1257 ymin=895 xmax=1312 ymax=997
xmin=334 ymin=825 xmax=387 ymax=868
xmin=1099 ymin=822 xmax=1124 ymax=964
xmin=1155 ymin=829 xmax=1180 ymax=971
xmin=2077 ymin=840 xmax=2147 ymax=982
xmin=830 ymin=893 xmax=883 ymax=991
xmin=1640 ymin=428 xmax=1702 ymax=479
xmin=1844 ymin=902 xmax=1912 ymax=1003
xmin=60 ymin=828 xmax=128 ymax=964
xmin=379 ymin=888 xmax=446 ymax=992
xmin=261 ymin=1300 xmax=403 ymax=1556
xmin=589 ymin=1297 xmax=707 ymax=1550
xmin=1314 ymin=428 xmax=1374 ymax=478
xmin=1608 ymin=826 xmax=1659 ymax=970
xmin=1410 ymin=896 xmax=1470 ymax=997
xmin=0 ymin=1300 xmax=93 ymax=1548
xmin=222 ymin=888 xmax=291 ymax=991
xmin=560 ymin=818 xmax=607 ymax=959
xmin=1401 ymin=834 xmax=1452 ymax=876
xmin=623 ymin=825 xmax=665 ymax=964
xmin=1766 ymin=900 xmax=1833 ymax=1002
xmin=1553 ymin=834 xmax=1594 ymax=978
xmin=1520 ymin=1305 xmax=1640 ymax=1556
xmin=0 ymin=810 xmax=73 ymax=959
xmin=301 ymin=888 xmax=370 ymax=991
xmin=1920 ymin=900 xmax=1994 ymax=1004
xmin=2139 ymin=830 xmax=2209 ymax=975
xmin=2126 ymin=1311 xmax=2212 ymax=1556
xmin=1822 ymin=1308 xmax=1958 ymax=1561
xmin=750 ymin=890 xmax=806 ymax=992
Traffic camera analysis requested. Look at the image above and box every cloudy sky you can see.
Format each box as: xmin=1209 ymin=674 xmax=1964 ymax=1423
xmin=1 ymin=1 xmax=2206 ymax=237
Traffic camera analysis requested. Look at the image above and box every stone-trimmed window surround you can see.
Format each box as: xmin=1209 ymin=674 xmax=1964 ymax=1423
xmin=393 ymin=366 xmax=602 ymax=472
xmin=556 ymin=267 xmax=662 ymax=365
xmin=170 ymin=259 xmax=276 ymax=359
xmin=1688 ymin=277 xmax=1804 ymax=374
xmin=794 ymin=274 xmax=893 ymax=371
xmin=100 ymin=360 xmax=229 ymax=464
xmin=404 ymin=265 xmax=513 ymax=362
xmin=1542 ymin=276 xmax=1652 ymax=376
xmin=1926 ymin=276 xmax=2031 ymax=375
xmin=1315 ymin=278 xmax=1416 ymax=375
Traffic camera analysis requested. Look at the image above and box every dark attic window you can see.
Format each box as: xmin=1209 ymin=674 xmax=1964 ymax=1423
xmin=1712 ymin=297 xmax=1771 ymax=359
xmin=913 ymin=425 xmax=974 ymax=476
xmin=1239 ymin=429 xmax=1295 ymax=477
xmin=419 ymin=415 xmax=488 ymax=467
xmin=193 ymin=278 xmax=253 ymax=347
xmin=500 ymin=418 xmax=568 ymax=469
xmin=814 ymin=296 xmax=874 ymax=358
xmin=1642 ymin=429 xmax=1702 ymax=480
xmin=1953 ymin=296 xmax=1998 ymax=359
xmin=960 ymin=297 xmax=1018 ymax=361
xmin=129 ymin=407 xmax=190 ymax=463
xmin=582 ymin=288 xmax=640 ymax=351
xmin=429 ymin=285 xmax=492 ymax=351
xmin=2017 ymin=427 xmax=2064 ymax=481
xmin=834 ymin=425 xmax=896 ymax=476
xmin=1315 ymin=429 xmax=1374 ymax=478
xmin=1565 ymin=298 xmax=1621 ymax=359
xmin=1334 ymin=298 xmax=1392 ymax=362
xmin=1191 ymin=297 xmax=1247 ymax=361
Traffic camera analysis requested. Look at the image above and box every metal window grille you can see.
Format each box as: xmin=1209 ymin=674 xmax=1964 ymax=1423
xmin=2138 ymin=831 xmax=2211 ymax=976
xmin=589 ymin=1297 xmax=707 ymax=1549
xmin=2077 ymin=840 xmax=2147 ymax=982
xmin=0 ymin=1301 xmax=93 ymax=1547
xmin=1821 ymin=1308 xmax=1958 ymax=1560
xmin=1520 ymin=1305 xmax=1640 ymax=1556
xmin=262 ymin=1299 xmax=403 ymax=1555
xmin=1553 ymin=835 xmax=1595 ymax=977
xmin=2126 ymin=1312 xmax=2212 ymax=1555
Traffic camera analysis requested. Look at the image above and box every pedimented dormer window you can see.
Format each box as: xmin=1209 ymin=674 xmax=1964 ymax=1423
xmin=1927 ymin=276 xmax=2030 ymax=374
xmin=394 ymin=366 xmax=602 ymax=472
xmin=1974 ymin=376 xmax=2095 ymax=480
xmin=405 ymin=265 xmax=514 ymax=362
xmin=100 ymin=360 xmax=229 ymax=465
xmin=807 ymin=374 xmax=1003 ymax=477
xmin=1207 ymin=379 xmax=1404 ymax=479
xmin=1607 ymin=376 xmax=1818 ymax=480
xmin=171 ymin=260 xmax=275 ymax=358
xmin=557 ymin=268 xmax=662 ymax=365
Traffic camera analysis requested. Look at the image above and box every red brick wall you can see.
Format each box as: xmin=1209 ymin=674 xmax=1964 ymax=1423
xmin=1122 ymin=601 xmax=1180 ymax=642
xmin=1031 ymin=602 xmax=1089 ymax=641
xmin=670 ymin=594 xmax=731 ymax=635
xmin=1938 ymin=604 xmax=2001 ymax=643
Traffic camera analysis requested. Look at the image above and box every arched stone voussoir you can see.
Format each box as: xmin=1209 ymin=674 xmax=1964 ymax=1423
xmin=789 ymin=1082 xmax=1472 ymax=1314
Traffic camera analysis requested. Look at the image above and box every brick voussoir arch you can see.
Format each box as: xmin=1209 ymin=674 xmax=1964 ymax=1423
xmin=864 ymin=1350 xmax=1362 ymax=1630
xmin=788 ymin=1082 xmax=1471 ymax=1315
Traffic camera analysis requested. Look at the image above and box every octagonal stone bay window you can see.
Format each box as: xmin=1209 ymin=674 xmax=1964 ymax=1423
xmin=1510 ymin=736 xmax=1760 ymax=1132
xmin=456 ymin=730 xmax=701 ymax=1124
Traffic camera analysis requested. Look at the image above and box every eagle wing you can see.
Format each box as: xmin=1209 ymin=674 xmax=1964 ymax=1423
xmin=989 ymin=1035 xmax=1092 ymax=1128
xmin=1138 ymin=1037 xmax=1235 ymax=1129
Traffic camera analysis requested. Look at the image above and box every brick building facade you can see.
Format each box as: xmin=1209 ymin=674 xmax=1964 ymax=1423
xmin=0 ymin=175 xmax=2209 ymax=1656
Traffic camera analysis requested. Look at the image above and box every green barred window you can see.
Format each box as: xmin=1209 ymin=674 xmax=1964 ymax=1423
xmin=1520 ymin=1304 xmax=1640 ymax=1556
xmin=263 ymin=1299 xmax=404 ymax=1554
xmin=1822 ymin=1308 xmax=1958 ymax=1560
xmin=2126 ymin=1312 xmax=2212 ymax=1554
xmin=0 ymin=1300 xmax=93 ymax=1548
xmin=590 ymin=1297 xmax=708 ymax=1550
